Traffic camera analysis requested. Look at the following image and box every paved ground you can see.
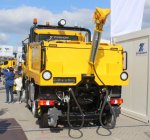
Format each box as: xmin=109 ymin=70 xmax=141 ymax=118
xmin=0 ymin=83 xmax=150 ymax=140
xmin=0 ymin=118 xmax=28 ymax=140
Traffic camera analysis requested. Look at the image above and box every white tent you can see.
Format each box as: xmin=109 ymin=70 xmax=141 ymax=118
xmin=111 ymin=0 xmax=145 ymax=37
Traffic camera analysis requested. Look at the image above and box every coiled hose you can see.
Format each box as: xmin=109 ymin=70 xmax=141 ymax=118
xmin=67 ymin=88 xmax=85 ymax=130
xmin=93 ymin=64 xmax=116 ymax=129
xmin=99 ymin=89 xmax=116 ymax=129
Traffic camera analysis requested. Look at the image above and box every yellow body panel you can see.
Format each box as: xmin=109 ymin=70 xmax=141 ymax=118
xmin=26 ymin=41 xmax=128 ymax=86
xmin=24 ymin=8 xmax=128 ymax=87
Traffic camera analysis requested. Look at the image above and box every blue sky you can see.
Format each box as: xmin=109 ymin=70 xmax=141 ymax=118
xmin=0 ymin=0 xmax=149 ymax=47
xmin=0 ymin=0 xmax=110 ymax=10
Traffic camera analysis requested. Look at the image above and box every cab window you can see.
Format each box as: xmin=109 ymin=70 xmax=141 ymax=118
xmin=35 ymin=34 xmax=78 ymax=42
xmin=4 ymin=61 xmax=8 ymax=65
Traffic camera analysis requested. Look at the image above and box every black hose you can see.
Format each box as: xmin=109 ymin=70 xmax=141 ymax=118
xmin=93 ymin=64 xmax=105 ymax=86
xmin=99 ymin=89 xmax=116 ymax=129
xmin=92 ymin=64 xmax=116 ymax=129
xmin=67 ymin=88 xmax=85 ymax=130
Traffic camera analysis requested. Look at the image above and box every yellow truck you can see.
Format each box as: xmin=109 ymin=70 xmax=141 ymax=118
xmin=0 ymin=59 xmax=17 ymax=69
xmin=22 ymin=8 xmax=128 ymax=129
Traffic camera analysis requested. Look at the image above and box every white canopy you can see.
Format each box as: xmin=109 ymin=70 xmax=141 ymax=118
xmin=111 ymin=0 xmax=145 ymax=37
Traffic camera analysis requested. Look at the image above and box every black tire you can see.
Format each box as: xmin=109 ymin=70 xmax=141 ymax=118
xmin=101 ymin=112 xmax=116 ymax=129
xmin=39 ymin=113 xmax=49 ymax=128
xmin=25 ymin=80 xmax=30 ymax=108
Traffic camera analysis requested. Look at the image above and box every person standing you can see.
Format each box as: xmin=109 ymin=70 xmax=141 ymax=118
xmin=2 ymin=67 xmax=15 ymax=103
xmin=14 ymin=74 xmax=22 ymax=103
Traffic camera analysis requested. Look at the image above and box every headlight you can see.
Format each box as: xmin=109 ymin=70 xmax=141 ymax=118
xmin=58 ymin=19 xmax=66 ymax=26
xmin=120 ymin=72 xmax=128 ymax=81
xmin=42 ymin=70 xmax=52 ymax=80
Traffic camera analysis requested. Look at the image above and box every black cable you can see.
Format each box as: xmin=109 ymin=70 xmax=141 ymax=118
xmin=93 ymin=65 xmax=105 ymax=86
xmin=67 ymin=88 xmax=85 ymax=130
xmin=92 ymin=64 xmax=116 ymax=129
xmin=68 ymin=129 xmax=83 ymax=139
xmin=96 ymin=126 xmax=112 ymax=136
xmin=99 ymin=90 xmax=116 ymax=129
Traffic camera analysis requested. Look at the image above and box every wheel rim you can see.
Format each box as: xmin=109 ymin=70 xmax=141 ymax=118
xmin=32 ymin=101 xmax=36 ymax=116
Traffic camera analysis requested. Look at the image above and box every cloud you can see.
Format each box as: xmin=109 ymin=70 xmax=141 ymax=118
xmin=0 ymin=5 xmax=113 ymax=45
xmin=142 ymin=0 xmax=150 ymax=28
xmin=0 ymin=2 xmax=149 ymax=45
xmin=0 ymin=6 xmax=103 ymax=46
xmin=102 ymin=16 xmax=110 ymax=39
xmin=0 ymin=6 xmax=93 ymax=35
xmin=0 ymin=33 xmax=8 ymax=44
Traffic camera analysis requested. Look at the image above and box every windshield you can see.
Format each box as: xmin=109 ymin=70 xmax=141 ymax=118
xmin=36 ymin=34 xmax=78 ymax=42
xmin=4 ymin=61 xmax=8 ymax=65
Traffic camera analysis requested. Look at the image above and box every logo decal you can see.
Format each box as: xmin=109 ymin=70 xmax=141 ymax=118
xmin=138 ymin=43 xmax=144 ymax=52
xmin=136 ymin=43 xmax=147 ymax=55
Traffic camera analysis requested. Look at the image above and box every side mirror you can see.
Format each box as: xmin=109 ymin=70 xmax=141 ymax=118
xmin=41 ymin=47 xmax=46 ymax=71
xmin=22 ymin=44 xmax=27 ymax=53
xmin=22 ymin=37 xmax=29 ymax=53
xmin=22 ymin=54 xmax=26 ymax=61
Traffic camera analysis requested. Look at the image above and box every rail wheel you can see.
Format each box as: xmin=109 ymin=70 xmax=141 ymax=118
xmin=39 ymin=112 xmax=49 ymax=128
xmin=102 ymin=112 xmax=116 ymax=129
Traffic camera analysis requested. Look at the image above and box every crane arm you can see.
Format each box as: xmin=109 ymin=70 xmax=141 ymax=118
xmin=89 ymin=8 xmax=110 ymax=65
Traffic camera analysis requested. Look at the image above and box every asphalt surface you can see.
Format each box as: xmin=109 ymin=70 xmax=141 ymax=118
xmin=0 ymin=82 xmax=150 ymax=140
xmin=0 ymin=118 xmax=28 ymax=140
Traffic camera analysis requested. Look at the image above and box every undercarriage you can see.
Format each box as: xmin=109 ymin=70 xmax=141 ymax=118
xmin=24 ymin=75 xmax=122 ymax=129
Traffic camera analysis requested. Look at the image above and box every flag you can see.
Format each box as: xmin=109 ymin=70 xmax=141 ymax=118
xmin=111 ymin=0 xmax=145 ymax=37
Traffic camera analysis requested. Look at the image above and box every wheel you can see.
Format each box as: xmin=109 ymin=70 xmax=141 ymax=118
xmin=101 ymin=112 xmax=116 ymax=129
xmin=25 ymin=80 xmax=30 ymax=108
xmin=39 ymin=113 xmax=49 ymax=128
